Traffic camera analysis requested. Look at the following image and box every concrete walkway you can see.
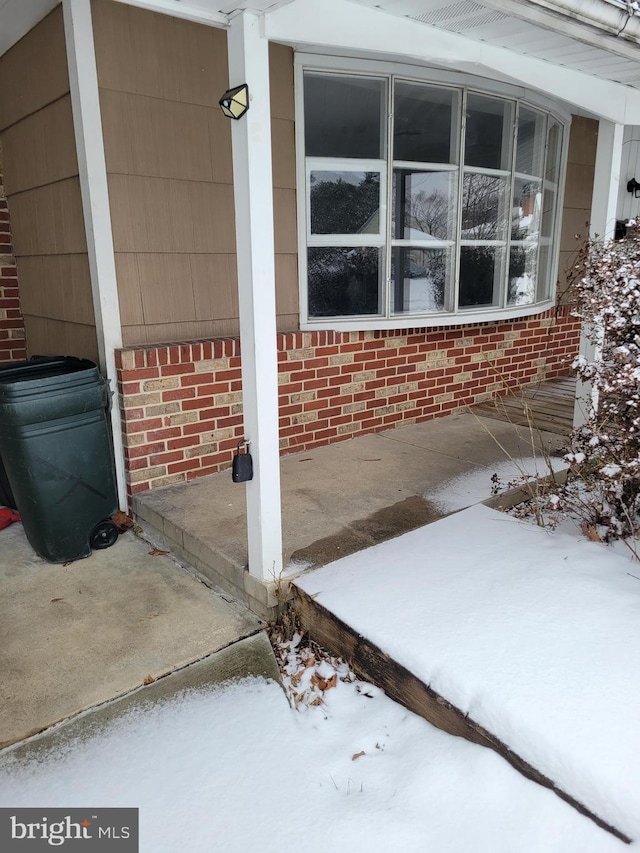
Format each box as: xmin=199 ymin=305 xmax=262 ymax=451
xmin=0 ymin=522 xmax=263 ymax=749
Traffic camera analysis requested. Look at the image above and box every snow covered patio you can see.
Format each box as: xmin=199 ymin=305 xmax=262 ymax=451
xmin=292 ymin=503 xmax=640 ymax=844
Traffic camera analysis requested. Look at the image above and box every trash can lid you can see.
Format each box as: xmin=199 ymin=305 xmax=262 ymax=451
xmin=0 ymin=357 xmax=97 ymax=386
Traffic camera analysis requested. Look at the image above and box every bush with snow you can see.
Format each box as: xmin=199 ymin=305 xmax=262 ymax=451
xmin=564 ymin=224 xmax=640 ymax=540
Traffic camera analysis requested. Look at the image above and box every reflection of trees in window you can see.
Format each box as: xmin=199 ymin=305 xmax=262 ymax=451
xmin=508 ymin=246 xmax=537 ymax=305
xmin=308 ymin=247 xmax=380 ymax=317
xmin=459 ymin=246 xmax=499 ymax=306
xmin=310 ymin=173 xmax=380 ymax=235
xmin=461 ymin=174 xmax=503 ymax=239
xmin=407 ymin=189 xmax=449 ymax=240
xmin=303 ymin=70 xmax=565 ymax=320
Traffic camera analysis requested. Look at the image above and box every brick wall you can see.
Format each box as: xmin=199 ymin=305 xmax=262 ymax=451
xmin=0 ymin=162 xmax=26 ymax=363
xmin=116 ymin=305 xmax=581 ymax=498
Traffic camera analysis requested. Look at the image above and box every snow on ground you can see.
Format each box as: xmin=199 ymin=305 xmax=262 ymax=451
xmin=296 ymin=504 xmax=640 ymax=842
xmin=426 ymin=455 xmax=566 ymax=512
xmin=0 ymin=670 xmax=626 ymax=852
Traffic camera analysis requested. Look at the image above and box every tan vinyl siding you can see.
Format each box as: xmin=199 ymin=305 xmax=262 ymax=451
xmin=270 ymin=42 xmax=298 ymax=328
xmin=557 ymin=115 xmax=598 ymax=302
xmin=1 ymin=96 xmax=78 ymax=195
xmin=0 ymin=8 xmax=70 ymax=131
xmin=17 ymin=255 xmax=95 ymax=326
xmin=0 ymin=6 xmax=98 ymax=362
xmin=93 ymin=0 xmax=298 ymax=346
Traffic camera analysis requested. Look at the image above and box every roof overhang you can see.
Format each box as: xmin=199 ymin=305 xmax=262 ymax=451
xmin=2 ymin=0 xmax=640 ymax=123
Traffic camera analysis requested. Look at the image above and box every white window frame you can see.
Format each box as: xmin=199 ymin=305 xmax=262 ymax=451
xmin=295 ymin=53 xmax=570 ymax=331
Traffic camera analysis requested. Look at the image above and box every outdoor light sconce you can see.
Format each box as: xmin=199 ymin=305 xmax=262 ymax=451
xmin=219 ymin=84 xmax=249 ymax=120
xmin=627 ymin=177 xmax=640 ymax=198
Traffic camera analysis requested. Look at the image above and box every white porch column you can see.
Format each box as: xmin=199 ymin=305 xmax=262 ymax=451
xmin=573 ymin=119 xmax=624 ymax=429
xmin=227 ymin=12 xmax=283 ymax=580
xmin=62 ymin=0 xmax=127 ymax=510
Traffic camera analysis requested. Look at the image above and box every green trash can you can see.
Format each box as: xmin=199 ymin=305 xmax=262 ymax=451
xmin=0 ymin=356 xmax=119 ymax=562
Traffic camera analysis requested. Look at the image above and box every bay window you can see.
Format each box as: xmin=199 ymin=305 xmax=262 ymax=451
xmin=299 ymin=63 xmax=566 ymax=327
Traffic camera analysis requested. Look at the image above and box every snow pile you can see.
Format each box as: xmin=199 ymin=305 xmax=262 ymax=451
xmin=0 ymin=671 xmax=625 ymax=852
xmin=296 ymin=503 xmax=640 ymax=841
xmin=426 ymin=455 xmax=565 ymax=512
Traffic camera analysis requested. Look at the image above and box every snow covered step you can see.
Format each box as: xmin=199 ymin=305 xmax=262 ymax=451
xmin=293 ymin=504 xmax=640 ymax=844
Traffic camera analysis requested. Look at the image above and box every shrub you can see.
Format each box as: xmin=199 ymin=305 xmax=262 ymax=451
xmin=565 ymin=224 xmax=640 ymax=539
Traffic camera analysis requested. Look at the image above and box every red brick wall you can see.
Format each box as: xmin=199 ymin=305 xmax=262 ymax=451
xmin=0 ymin=165 xmax=26 ymax=363
xmin=116 ymin=305 xmax=580 ymax=498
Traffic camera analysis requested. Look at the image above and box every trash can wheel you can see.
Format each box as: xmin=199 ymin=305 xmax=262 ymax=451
xmin=89 ymin=519 xmax=119 ymax=550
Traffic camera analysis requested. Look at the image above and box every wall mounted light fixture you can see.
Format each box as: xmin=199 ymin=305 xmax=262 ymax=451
xmin=219 ymin=84 xmax=249 ymax=120
xmin=627 ymin=177 xmax=640 ymax=197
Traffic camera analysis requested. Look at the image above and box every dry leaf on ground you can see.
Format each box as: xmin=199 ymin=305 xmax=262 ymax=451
xmin=311 ymin=672 xmax=337 ymax=692
xmin=581 ymin=522 xmax=602 ymax=543
xmin=112 ymin=510 xmax=134 ymax=532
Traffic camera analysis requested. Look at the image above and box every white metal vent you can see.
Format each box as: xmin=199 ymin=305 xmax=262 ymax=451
xmin=409 ymin=0 xmax=487 ymax=25
xmin=412 ymin=7 xmax=509 ymax=30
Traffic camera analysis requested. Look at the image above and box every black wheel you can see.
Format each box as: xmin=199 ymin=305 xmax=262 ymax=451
xmin=90 ymin=519 xmax=119 ymax=550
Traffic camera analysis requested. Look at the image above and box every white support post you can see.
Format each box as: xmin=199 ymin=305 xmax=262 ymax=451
xmin=573 ymin=119 xmax=624 ymax=429
xmin=227 ymin=11 xmax=283 ymax=580
xmin=63 ymin=0 xmax=127 ymax=510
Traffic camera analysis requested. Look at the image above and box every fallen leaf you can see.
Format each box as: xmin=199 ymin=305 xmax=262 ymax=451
xmin=309 ymin=695 xmax=323 ymax=706
xmin=352 ymin=751 xmax=365 ymax=761
xmin=581 ymin=522 xmax=602 ymax=543
xmin=111 ymin=510 xmax=134 ymax=532
xmin=311 ymin=672 xmax=338 ymax=692
xmin=148 ymin=548 xmax=169 ymax=556
xmin=143 ymin=675 xmax=155 ymax=685
xmin=50 ymin=598 xmax=64 ymax=603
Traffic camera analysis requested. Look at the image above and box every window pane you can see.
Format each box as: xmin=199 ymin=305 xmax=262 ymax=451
xmin=511 ymin=178 xmax=541 ymax=240
xmin=459 ymin=246 xmax=505 ymax=307
xmin=310 ymin=171 xmax=381 ymax=235
xmin=541 ymin=187 xmax=556 ymax=239
xmin=392 ymin=170 xmax=456 ymax=240
xmin=462 ymin=173 xmax=509 ymax=240
xmin=391 ymin=247 xmax=451 ymax=313
xmin=546 ymin=120 xmax=563 ymax=183
xmin=508 ymin=245 xmax=537 ymax=306
xmin=465 ymin=94 xmax=514 ymax=170
xmin=308 ymin=247 xmax=382 ymax=317
xmin=536 ymin=243 xmax=552 ymax=301
xmin=516 ymin=107 xmax=545 ymax=177
xmin=394 ymin=82 xmax=459 ymax=164
xmin=304 ymin=73 xmax=385 ymax=159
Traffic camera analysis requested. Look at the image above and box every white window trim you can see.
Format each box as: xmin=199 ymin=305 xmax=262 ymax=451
xmin=295 ymin=53 xmax=570 ymax=331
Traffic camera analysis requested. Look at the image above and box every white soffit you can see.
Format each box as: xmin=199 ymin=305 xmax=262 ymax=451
xmin=350 ymin=0 xmax=640 ymax=88
xmin=0 ymin=0 xmax=302 ymax=58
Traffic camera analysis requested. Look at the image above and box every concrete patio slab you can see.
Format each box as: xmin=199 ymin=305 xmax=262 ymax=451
xmin=0 ymin=523 xmax=263 ymax=749
xmin=1 ymin=632 xmax=281 ymax=765
xmin=134 ymin=410 xmax=567 ymax=614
